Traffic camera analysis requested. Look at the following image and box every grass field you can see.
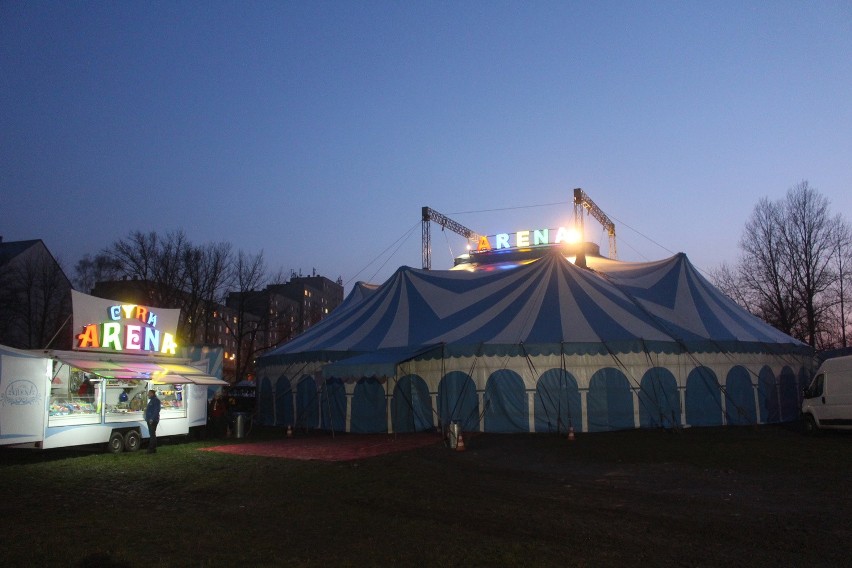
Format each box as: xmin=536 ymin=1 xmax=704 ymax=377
xmin=1 ymin=424 xmax=851 ymax=567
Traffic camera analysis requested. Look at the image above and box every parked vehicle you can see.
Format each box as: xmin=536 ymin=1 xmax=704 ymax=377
xmin=0 ymin=345 xmax=224 ymax=453
xmin=801 ymin=355 xmax=852 ymax=434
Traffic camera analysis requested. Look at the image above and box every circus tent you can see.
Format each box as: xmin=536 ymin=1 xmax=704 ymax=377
xmin=255 ymin=249 xmax=812 ymax=434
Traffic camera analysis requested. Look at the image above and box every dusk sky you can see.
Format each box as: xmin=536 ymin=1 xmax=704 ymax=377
xmin=2 ymin=2 xmax=851 ymax=293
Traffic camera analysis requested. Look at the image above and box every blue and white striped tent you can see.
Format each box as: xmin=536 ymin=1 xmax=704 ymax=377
xmin=255 ymin=250 xmax=812 ymax=434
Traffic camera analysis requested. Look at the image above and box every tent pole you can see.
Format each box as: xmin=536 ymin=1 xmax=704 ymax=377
xmin=322 ymin=379 xmax=335 ymax=439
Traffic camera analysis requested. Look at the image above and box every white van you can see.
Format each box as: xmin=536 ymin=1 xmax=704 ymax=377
xmin=801 ymin=355 xmax=852 ymax=433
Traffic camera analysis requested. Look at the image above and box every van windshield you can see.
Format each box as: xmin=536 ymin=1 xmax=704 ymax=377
xmin=806 ymin=374 xmax=825 ymax=398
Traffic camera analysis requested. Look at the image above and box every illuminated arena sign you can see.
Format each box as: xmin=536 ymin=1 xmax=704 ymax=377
xmin=71 ymin=290 xmax=180 ymax=355
xmin=475 ymin=227 xmax=579 ymax=252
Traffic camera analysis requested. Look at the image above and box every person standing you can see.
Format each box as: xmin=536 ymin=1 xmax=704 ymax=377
xmin=209 ymin=392 xmax=228 ymax=438
xmin=145 ymin=389 xmax=161 ymax=454
xmin=78 ymin=376 xmax=94 ymax=402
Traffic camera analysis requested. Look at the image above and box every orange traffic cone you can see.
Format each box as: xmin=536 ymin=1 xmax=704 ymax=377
xmin=286 ymin=425 xmax=293 ymax=438
xmin=456 ymin=432 xmax=466 ymax=452
xmin=567 ymin=426 xmax=575 ymax=441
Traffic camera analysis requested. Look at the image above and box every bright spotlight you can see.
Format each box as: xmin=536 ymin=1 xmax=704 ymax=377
xmin=566 ymin=227 xmax=581 ymax=243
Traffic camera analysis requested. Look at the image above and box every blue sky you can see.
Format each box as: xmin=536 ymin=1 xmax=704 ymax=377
xmin=2 ymin=1 xmax=850 ymax=291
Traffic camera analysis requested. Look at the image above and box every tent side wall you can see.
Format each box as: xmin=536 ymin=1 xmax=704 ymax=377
xmin=255 ymin=349 xmax=813 ymax=434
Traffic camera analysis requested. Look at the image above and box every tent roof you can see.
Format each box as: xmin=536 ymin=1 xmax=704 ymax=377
xmin=259 ymin=251 xmax=807 ymax=367
xmin=321 ymin=345 xmax=442 ymax=379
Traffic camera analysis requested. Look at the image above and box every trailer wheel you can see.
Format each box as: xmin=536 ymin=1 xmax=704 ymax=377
xmin=108 ymin=431 xmax=125 ymax=453
xmin=124 ymin=430 xmax=141 ymax=452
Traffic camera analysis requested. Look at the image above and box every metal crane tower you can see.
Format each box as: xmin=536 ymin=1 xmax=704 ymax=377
xmin=422 ymin=206 xmax=481 ymax=270
xmin=573 ymin=188 xmax=617 ymax=259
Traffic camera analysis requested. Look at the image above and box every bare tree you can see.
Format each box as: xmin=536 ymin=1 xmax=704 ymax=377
xmin=73 ymin=253 xmax=122 ymax=293
xmin=150 ymin=230 xmax=191 ymax=309
xmin=736 ymin=197 xmax=801 ymax=337
xmin=827 ymin=222 xmax=852 ymax=348
xmin=109 ymin=230 xmax=160 ymax=282
xmin=184 ymin=241 xmax=233 ymax=345
xmin=781 ymin=182 xmax=843 ymax=348
xmin=709 ymin=262 xmax=750 ymax=308
xmin=0 ymin=244 xmax=72 ymax=349
xmin=99 ymin=230 xmax=195 ymax=338
xmin=221 ymin=250 xmax=268 ymax=382
xmin=715 ymin=181 xmax=851 ymax=349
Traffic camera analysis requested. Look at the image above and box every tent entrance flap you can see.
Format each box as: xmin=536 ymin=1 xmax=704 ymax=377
xmin=322 ymin=346 xmax=439 ymax=379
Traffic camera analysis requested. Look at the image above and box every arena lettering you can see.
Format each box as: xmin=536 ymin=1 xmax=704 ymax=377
xmin=76 ymin=304 xmax=175 ymax=354
xmin=77 ymin=323 xmax=177 ymax=354
xmin=476 ymin=226 xmax=579 ymax=252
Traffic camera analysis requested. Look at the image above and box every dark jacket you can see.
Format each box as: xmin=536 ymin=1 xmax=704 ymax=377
xmin=145 ymin=395 xmax=161 ymax=422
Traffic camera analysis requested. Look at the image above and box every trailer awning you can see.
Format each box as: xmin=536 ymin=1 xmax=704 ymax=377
xmin=155 ymin=364 xmax=229 ymax=385
xmin=53 ymin=356 xmax=228 ymax=385
xmin=150 ymin=375 xmax=194 ymax=384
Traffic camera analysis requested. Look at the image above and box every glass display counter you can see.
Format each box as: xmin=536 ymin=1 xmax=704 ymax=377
xmin=45 ymin=368 xmax=190 ymax=426
xmin=47 ymin=399 xmax=100 ymax=425
xmin=105 ymin=379 xmax=148 ymax=423
xmin=48 ymin=370 xmax=101 ymax=426
xmin=154 ymin=384 xmax=186 ymax=419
